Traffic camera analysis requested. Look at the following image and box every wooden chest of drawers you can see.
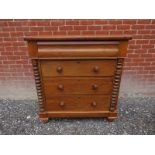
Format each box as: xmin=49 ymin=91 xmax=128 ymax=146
xmin=25 ymin=36 xmax=131 ymax=122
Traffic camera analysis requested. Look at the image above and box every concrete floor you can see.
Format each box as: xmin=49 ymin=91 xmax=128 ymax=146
xmin=0 ymin=97 xmax=154 ymax=135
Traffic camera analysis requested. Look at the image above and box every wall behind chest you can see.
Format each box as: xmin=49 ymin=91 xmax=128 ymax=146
xmin=0 ymin=19 xmax=155 ymax=99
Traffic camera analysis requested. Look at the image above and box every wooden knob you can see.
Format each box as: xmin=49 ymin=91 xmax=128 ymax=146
xmin=59 ymin=101 xmax=65 ymax=107
xmin=93 ymin=66 xmax=99 ymax=73
xmin=91 ymin=101 xmax=97 ymax=107
xmin=92 ymin=84 xmax=98 ymax=90
xmin=57 ymin=66 xmax=63 ymax=73
xmin=58 ymin=84 xmax=64 ymax=90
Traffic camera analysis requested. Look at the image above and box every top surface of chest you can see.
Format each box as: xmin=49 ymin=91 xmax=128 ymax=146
xmin=24 ymin=35 xmax=132 ymax=59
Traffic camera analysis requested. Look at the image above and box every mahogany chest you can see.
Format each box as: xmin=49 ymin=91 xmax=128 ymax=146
xmin=25 ymin=36 xmax=131 ymax=122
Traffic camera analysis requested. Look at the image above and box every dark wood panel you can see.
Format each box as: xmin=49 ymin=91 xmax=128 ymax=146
xmin=41 ymin=60 xmax=116 ymax=77
xmin=44 ymin=77 xmax=113 ymax=95
xmin=24 ymin=35 xmax=132 ymax=41
xmin=37 ymin=41 xmax=120 ymax=45
xmin=45 ymin=95 xmax=111 ymax=111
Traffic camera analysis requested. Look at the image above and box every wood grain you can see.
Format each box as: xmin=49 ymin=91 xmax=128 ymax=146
xmin=38 ymin=44 xmax=119 ymax=57
xmin=41 ymin=60 xmax=116 ymax=77
xmin=45 ymin=95 xmax=111 ymax=111
xmin=43 ymin=77 xmax=113 ymax=95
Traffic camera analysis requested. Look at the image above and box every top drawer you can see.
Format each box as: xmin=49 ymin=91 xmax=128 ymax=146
xmin=41 ymin=60 xmax=116 ymax=77
xmin=38 ymin=44 xmax=119 ymax=58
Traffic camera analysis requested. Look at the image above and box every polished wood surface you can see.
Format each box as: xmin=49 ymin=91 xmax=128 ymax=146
xmin=38 ymin=44 xmax=119 ymax=58
xmin=41 ymin=60 xmax=116 ymax=77
xmin=45 ymin=95 xmax=110 ymax=111
xmin=44 ymin=77 xmax=113 ymax=95
xmin=24 ymin=35 xmax=132 ymax=41
xmin=25 ymin=35 xmax=131 ymax=122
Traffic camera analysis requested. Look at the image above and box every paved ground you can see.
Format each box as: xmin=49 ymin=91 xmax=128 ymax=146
xmin=0 ymin=97 xmax=154 ymax=135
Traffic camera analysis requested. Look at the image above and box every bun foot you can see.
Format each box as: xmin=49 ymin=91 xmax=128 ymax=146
xmin=39 ymin=117 xmax=49 ymax=123
xmin=107 ymin=117 xmax=117 ymax=122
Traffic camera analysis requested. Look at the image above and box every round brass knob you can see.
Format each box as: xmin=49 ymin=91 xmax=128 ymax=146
xmin=59 ymin=101 xmax=65 ymax=107
xmin=91 ymin=101 xmax=97 ymax=107
xmin=93 ymin=66 xmax=99 ymax=73
xmin=92 ymin=84 xmax=98 ymax=90
xmin=57 ymin=66 xmax=63 ymax=73
xmin=58 ymin=84 xmax=64 ymax=90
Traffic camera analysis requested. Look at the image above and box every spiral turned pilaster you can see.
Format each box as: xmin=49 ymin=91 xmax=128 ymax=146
xmin=110 ymin=59 xmax=124 ymax=112
xmin=32 ymin=60 xmax=45 ymax=112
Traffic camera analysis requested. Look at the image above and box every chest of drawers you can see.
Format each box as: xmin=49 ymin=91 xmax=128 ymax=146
xmin=25 ymin=36 xmax=131 ymax=122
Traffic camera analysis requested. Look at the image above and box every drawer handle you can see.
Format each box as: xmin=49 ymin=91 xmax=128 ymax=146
xmin=92 ymin=84 xmax=98 ymax=90
xmin=91 ymin=101 xmax=97 ymax=107
xmin=59 ymin=101 xmax=65 ymax=107
xmin=57 ymin=66 xmax=63 ymax=73
xmin=93 ymin=66 xmax=99 ymax=73
xmin=57 ymin=84 xmax=64 ymax=90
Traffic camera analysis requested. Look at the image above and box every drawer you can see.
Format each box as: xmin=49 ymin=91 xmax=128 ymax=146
xmin=38 ymin=44 xmax=119 ymax=58
xmin=45 ymin=95 xmax=110 ymax=111
xmin=44 ymin=77 xmax=113 ymax=95
xmin=41 ymin=60 xmax=116 ymax=77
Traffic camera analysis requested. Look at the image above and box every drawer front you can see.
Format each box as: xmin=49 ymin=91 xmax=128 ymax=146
xmin=44 ymin=77 xmax=113 ymax=95
xmin=45 ymin=95 xmax=110 ymax=111
xmin=41 ymin=60 xmax=116 ymax=77
xmin=38 ymin=44 xmax=119 ymax=58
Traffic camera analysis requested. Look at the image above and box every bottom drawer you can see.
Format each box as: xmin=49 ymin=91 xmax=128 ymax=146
xmin=45 ymin=95 xmax=110 ymax=111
